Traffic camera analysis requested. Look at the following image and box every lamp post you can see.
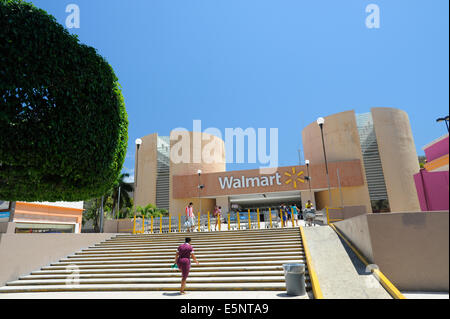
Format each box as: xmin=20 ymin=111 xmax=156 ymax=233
xmin=197 ymin=169 xmax=204 ymax=215
xmin=8 ymin=201 xmax=16 ymax=223
xmin=317 ymin=117 xmax=332 ymax=208
xmin=305 ymin=160 xmax=313 ymax=199
xmin=134 ymin=138 xmax=143 ymax=218
xmin=99 ymin=195 xmax=104 ymax=233
xmin=116 ymin=186 xmax=121 ymax=219
xmin=436 ymin=116 xmax=449 ymax=133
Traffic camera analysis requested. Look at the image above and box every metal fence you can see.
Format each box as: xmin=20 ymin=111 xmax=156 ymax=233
xmin=132 ymin=207 xmax=302 ymax=234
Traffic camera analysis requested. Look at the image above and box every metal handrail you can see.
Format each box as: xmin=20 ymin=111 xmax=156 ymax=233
xmin=132 ymin=207 xmax=312 ymax=234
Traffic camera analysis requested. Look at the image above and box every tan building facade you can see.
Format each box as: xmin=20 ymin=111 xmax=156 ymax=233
xmin=134 ymin=107 xmax=421 ymax=215
xmin=302 ymin=107 xmax=421 ymax=213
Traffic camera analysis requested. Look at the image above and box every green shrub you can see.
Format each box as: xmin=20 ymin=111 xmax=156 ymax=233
xmin=0 ymin=0 xmax=128 ymax=201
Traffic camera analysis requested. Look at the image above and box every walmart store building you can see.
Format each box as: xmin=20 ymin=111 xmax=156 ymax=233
xmin=134 ymin=107 xmax=421 ymax=216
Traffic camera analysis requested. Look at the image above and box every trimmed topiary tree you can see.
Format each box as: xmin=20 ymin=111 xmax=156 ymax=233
xmin=0 ymin=0 xmax=128 ymax=201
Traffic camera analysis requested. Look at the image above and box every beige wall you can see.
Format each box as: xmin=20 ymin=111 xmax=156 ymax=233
xmin=134 ymin=133 xmax=158 ymax=207
xmin=103 ymin=219 xmax=138 ymax=233
xmin=371 ymin=108 xmax=421 ymax=212
xmin=315 ymin=186 xmax=372 ymax=211
xmin=302 ymin=110 xmax=372 ymax=212
xmin=169 ymin=131 xmax=226 ymax=216
xmin=0 ymin=222 xmax=16 ymax=234
xmin=0 ymin=233 xmax=114 ymax=287
xmin=215 ymin=196 xmax=230 ymax=214
xmin=335 ymin=211 xmax=449 ymax=291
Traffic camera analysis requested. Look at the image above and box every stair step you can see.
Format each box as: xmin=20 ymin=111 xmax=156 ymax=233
xmin=72 ymin=248 xmax=303 ymax=257
xmin=20 ymin=270 xmax=296 ymax=280
xmin=42 ymin=260 xmax=305 ymax=270
xmin=31 ymin=265 xmax=291 ymax=275
xmin=0 ymin=282 xmax=311 ymax=293
xmin=65 ymin=252 xmax=304 ymax=261
xmin=59 ymin=255 xmax=304 ymax=264
xmin=8 ymin=276 xmax=293 ymax=286
xmin=81 ymin=244 xmax=303 ymax=254
xmin=89 ymin=244 xmax=301 ymax=250
xmin=114 ymin=228 xmax=300 ymax=238
xmin=105 ymin=235 xmax=301 ymax=244
xmin=88 ymin=242 xmax=302 ymax=251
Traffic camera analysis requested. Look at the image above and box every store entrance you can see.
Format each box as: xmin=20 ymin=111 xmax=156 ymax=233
xmin=229 ymin=190 xmax=302 ymax=212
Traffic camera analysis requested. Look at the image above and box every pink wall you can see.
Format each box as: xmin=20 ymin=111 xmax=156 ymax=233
xmin=414 ymin=169 xmax=449 ymax=211
xmin=424 ymin=136 xmax=449 ymax=162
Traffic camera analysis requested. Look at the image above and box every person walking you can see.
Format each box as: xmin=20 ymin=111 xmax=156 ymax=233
xmin=280 ymin=204 xmax=287 ymax=227
xmin=174 ymin=237 xmax=199 ymax=294
xmin=304 ymin=200 xmax=316 ymax=227
xmin=296 ymin=204 xmax=303 ymax=220
xmin=284 ymin=204 xmax=291 ymax=227
xmin=185 ymin=202 xmax=195 ymax=232
xmin=291 ymin=204 xmax=299 ymax=227
xmin=213 ymin=205 xmax=221 ymax=231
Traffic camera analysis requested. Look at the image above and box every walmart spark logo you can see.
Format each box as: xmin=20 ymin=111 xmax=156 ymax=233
xmin=284 ymin=167 xmax=305 ymax=189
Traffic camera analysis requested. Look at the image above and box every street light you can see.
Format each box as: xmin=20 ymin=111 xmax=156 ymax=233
xmin=305 ymin=160 xmax=313 ymax=200
xmin=134 ymin=138 xmax=143 ymax=218
xmin=197 ymin=169 xmax=204 ymax=215
xmin=317 ymin=117 xmax=332 ymax=208
xmin=436 ymin=116 xmax=449 ymax=133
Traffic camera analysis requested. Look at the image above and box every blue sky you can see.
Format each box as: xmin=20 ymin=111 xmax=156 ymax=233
xmin=31 ymin=0 xmax=449 ymax=181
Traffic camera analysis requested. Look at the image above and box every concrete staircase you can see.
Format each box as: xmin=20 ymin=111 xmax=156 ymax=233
xmin=0 ymin=227 xmax=310 ymax=293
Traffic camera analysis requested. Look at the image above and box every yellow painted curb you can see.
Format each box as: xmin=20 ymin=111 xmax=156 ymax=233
xmin=329 ymin=224 xmax=406 ymax=299
xmin=299 ymin=226 xmax=324 ymax=299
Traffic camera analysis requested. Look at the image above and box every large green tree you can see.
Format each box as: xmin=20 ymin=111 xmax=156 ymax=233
xmin=0 ymin=0 xmax=128 ymax=201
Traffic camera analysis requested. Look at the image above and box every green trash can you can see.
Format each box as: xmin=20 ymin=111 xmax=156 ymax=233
xmin=283 ymin=263 xmax=306 ymax=296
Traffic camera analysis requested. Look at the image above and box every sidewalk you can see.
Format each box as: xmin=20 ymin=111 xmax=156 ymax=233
xmin=303 ymin=226 xmax=392 ymax=299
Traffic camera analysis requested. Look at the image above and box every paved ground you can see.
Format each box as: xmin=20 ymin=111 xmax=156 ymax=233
xmin=0 ymin=290 xmax=312 ymax=299
xmin=303 ymin=226 xmax=392 ymax=299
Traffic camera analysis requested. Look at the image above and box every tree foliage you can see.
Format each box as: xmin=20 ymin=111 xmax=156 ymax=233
xmin=0 ymin=0 xmax=128 ymax=201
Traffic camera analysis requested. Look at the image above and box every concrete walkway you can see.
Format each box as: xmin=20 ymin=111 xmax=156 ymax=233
xmin=303 ymin=226 xmax=392 ymax=299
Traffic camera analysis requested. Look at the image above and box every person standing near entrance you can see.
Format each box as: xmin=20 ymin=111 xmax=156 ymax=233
xmin=185 ymin=202 xmax=195 ymax=232
xmin=175 ymin=237 xmax=199 ymax=294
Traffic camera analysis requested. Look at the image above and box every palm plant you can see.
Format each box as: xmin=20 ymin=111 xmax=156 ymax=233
xmin=136 ymin=204 xmax=168 ymax=218
xmin=110 ymin=173 xmax=133 ymax=219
